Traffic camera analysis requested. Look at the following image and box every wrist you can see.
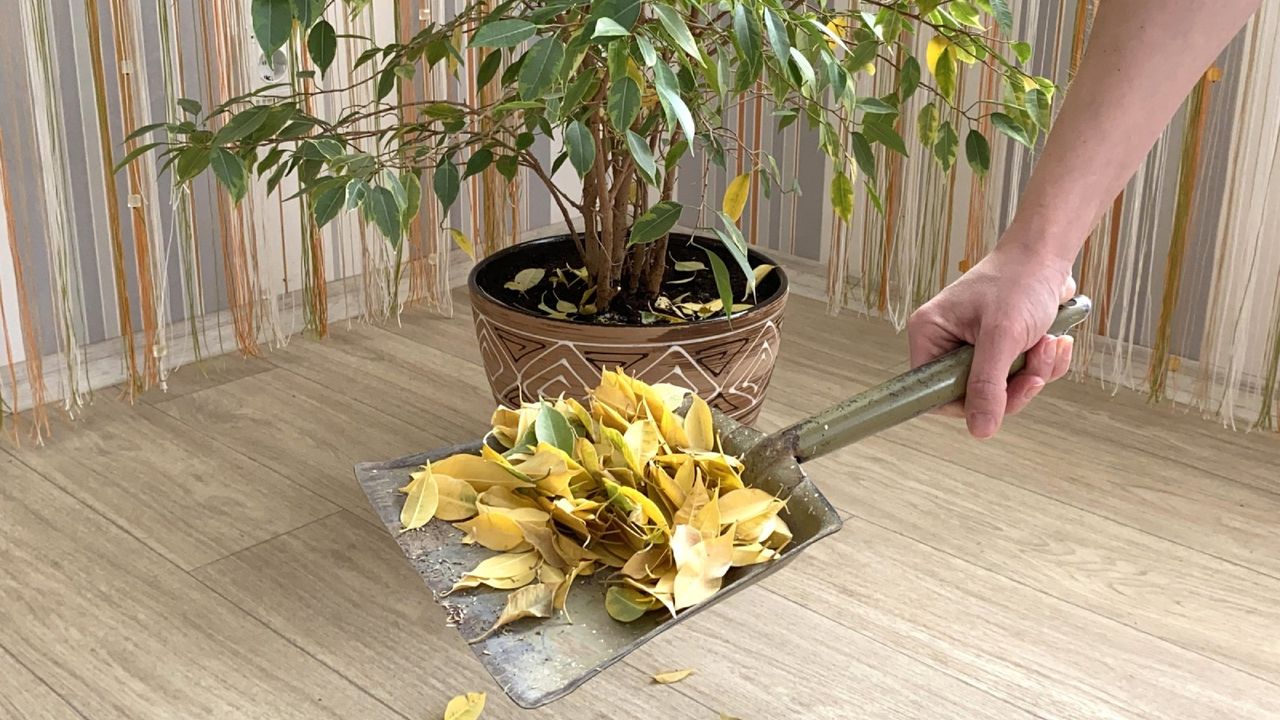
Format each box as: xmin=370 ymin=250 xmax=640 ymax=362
xmin=997 ymin=210 xmax=1087 ymax=274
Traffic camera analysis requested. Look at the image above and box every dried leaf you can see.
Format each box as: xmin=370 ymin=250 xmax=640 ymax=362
xmin=471 ymin=582 xmax=556 ymax=642
xmin=435 ymin=473 xmax=479 ymax=521
xmin=400 ymin=466 xmax=440 ymax=531
xmin=651 ymin=668 xmax=694 ymax=684
xmin=673 ymin=260 xmax=705 ymax=272
xmin=716 ymin=488 xmax=778 ymax=525
xmin=443 ymin=692 xmax=486 ymax=720
xmin=446 ymin=551 xmax=541 ymax=594
xmin=504 ymin=268 xmax=545 ymax=293
xmin=433 ymin=452 xmax=530 ymax=491
xmin=454 ymin=510 xmax=527 ymax=551
xmin=752 ymin=263 xmax=775 ymax=285
xmin=684 ymin=395 xmax=715 ymax=452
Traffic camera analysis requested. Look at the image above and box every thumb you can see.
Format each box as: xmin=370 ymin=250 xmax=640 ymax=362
xmin=965 ymin=324 xmax=1026 ymax=439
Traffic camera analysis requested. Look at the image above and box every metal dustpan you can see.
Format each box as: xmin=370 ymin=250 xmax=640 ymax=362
xmin=355 ymin=296 xmax=1091 ymax=709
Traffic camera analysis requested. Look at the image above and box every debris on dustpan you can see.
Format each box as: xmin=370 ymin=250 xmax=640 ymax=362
xmin=394 ymin=369 xmax=793 ymax=640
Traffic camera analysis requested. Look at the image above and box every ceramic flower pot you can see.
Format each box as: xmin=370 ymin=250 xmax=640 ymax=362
xmin=467 ymin=234 xmax=788 ymax=424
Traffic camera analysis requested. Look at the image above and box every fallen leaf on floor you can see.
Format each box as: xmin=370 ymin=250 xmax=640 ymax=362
xmin=443 ymin=691 xmax=485 ymax=719
xmin=651 ymin=668 xmax=694 ymax=684
xmin=718 ymin=714 xmax=740 ymax=720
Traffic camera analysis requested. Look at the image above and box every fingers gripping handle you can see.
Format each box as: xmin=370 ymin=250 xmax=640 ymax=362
xmin=783 ymin=295 xmax=1091 ymax=463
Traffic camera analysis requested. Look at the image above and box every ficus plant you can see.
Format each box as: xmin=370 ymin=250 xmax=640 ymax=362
xmin=126 ymin=0 xmax=1051 ymax=322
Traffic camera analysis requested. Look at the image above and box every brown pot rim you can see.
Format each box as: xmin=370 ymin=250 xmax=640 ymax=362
xmin=467 ymin=233 xmax=788 ymax=335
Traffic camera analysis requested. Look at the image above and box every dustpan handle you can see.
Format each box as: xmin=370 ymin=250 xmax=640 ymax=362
xmin=782 ymin=295 xmax=1091 ymax=463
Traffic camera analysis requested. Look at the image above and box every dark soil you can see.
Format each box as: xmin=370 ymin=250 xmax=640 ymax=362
xmin=475 ymin=234 xmax=785 ymax=326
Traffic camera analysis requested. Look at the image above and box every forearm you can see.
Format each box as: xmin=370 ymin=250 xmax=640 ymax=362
xmin=1003 ymin=0 xmax=1261 ymax=266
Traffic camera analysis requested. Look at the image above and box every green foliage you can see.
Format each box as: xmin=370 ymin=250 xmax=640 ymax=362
xmin=131 ymin=0 xmax=1050 ymax=315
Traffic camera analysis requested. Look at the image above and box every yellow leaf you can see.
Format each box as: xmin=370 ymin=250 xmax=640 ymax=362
xmin=716 ymin=488 xmax=779 ymax=524
xmin=649 ymin=463 xmax=687 ymax=508
xmin=926 ymin=36 xmax=950 ymax=74
xmin=443 ymin=691 xmax=486 ymax=720
xmin=400 ymin=465 xmax=440 ymax=531
xmin=434 ymin=452 xmax=529 ymax=491
xmin=731 ymin=542 xmax=779 ymax=567
xmin=719 ymin=714 xmax=742 ymax=720
xmin=618 ymin=486 xmax=671 ymax=533
xmin=722 ymin=173 xmax=751 ymax=222
xmin=454 ymin=510 xmax=527 ymax=551
xmin=471 ymin=582 xmax=556 ymax=642
xmin=435 ymin=473 xmax=479 ymax=521
xmin=622 ymin=544 xmax=671 ymax=580
xmin=651 ymin=669 xmax=694 ymax=684
xmin=448 ymin=228 xmax=475 ymax=260
xmin=863 ymin=62 xmax=876 ymax=75
xmin=825 ymin=17 xmax=849 ymax=49
xmin=624 ymin=419 xmax=661 ymax=468
xmin=752 ymin=264 xmax=775 ymax=287
xmin=447 ymin=551 xmax=541 ymax=594
xmin=683 ymin=395 xmax=715 ymax=452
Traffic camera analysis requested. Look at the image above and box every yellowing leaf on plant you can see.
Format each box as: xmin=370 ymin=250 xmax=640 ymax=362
xmin=454 ymin=510 xmax=527 ymax=551
xmin=722 ymin=173 xmax=751 ymax=222
xmin=926 ymin=36 xmax=950 ymax=74
xmin=448 ymin=228 xmax=475 ymax=260
xmin=400 ymin=465 xmax=440 ymax=531
xmin=504 ymin=267 xmax=545 ymax=293
xmin=824 ymin=17 xmax=849 ymax=49
xmin=471 ymin=582 xmax=556 ymax=642
xmin=651 ymin=668 xmax=694 ymax=684
xmin=753 ymin=264 xmax=775 ymax=286
xmin=683 ymin=395 xmax=715 ymax=451
xmin=443 ymin=691 xmax=486 ymax=720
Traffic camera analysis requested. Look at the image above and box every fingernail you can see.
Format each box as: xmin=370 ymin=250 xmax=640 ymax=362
xmin=1023 ymin=378 xmax=1046 ymax=400
xmin=967 ymin=411 xmax=996 ymax=439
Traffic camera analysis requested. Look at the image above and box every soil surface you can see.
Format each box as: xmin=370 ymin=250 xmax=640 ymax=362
xmin=475 ymin=234 xmax=785 ymax=325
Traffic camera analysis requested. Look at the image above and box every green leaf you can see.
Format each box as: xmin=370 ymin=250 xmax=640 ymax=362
xmin=850 ymin=132 xmax=875 ymax=177
xmin=476 ymin=50 xmax=503 ymax=89
xmin=376 ymin=65 xmax=397 ymax=101
xmin=628 ymin=200 xmax=682 ymax=246
xmin=846 ymin=41 xmax=879 ymax=71
xmin=950 ymin=2 xmax=985 ymax=29
xmin=462 ymin=148 xmax=493 ymax=180
xmin=471 ymin=19 xmax=537 ymax=48
xmin=789 ymin=48 xmax=816 ymax=90
xmin=251 ymin=0 xmax=292 ymax=57
xmin=863 ymin=120 xmax=908 ymax=157
xmin=381 ymin=169 xmax=407 ymax=211
xmin=732 ymin=3 xmax=761 ymax=59
xmin=213 ymin=105 xmax=270 ymax=145
xmin=654 ymin=64 xmax=695 ymax=141
xmin=702 ymin=246 xmax=735 ymax=321
xmin=934 ymin=47 xmax=957 ymax=101
xmin=1025 ymin=88 xmax=1051 ymax=130
xmin=366 ymin=186 xmax=402 ymax=247
xmin=495 ymin=155 xmax=519 ymax=181
xmin=591 ymin=18 xmax=630 ymax=39
xmin=990 ymin=0 xmax=1014 ymax=34
xmin=177 ymin=98 xmax=202 ymax=116
xmin=665 ymin=139 xmax=688 ymax=171
xmin=607 ymin=78 xmax=641 ymax=131
xmin=653 ymin=5 xmax=700 ymax=61
xmin=434 ymin=158 xmax=461 ymax=211
xmin=562 ymin=74 xmax=599 ymax=120
xmin=934 ymin=120 xmax=959 ymax=170
xmin=712 ymin=214 xmax=756 ymax=298
xmin=307 ymin=20 xmax=337 ymax=76
xmin=965 ymin=129 xmax=990 ymax=176
xmin=344 ymin=178 xmax=369 ymax=211
xmin=917 ymin=103 xmax=940 ymax=145
xmin=256 ymin=147 xmax=285 ymax=175
xmin=763 ymin=8 xmax=791 ymax=60
xmin=590 ymin=0 xmax=642 ymax=29
xmin=126 ymin=121 xmax=170 ymax=143
xmin=857 ymin=97 xmax=898 ymax=115
xmin=518 ymin=37 xmax=565 ymax=100
xmin=1011 ymin=41 xmax=1032 ymax=64
xmin=113 ymin=142 xmax=164 ymax=173
xmin=402 ymin=172 xmax=421 ymax=225
xmin=210 ymin=149 xmax=248 ymax=202
xmin=991 ymin=111 xmax=1032 ymax=148
xmin=830 ymin=170 xmax=853 ymax=221
xmin=564 ymin=121 xmax=595 ymax=178
xmin=535 ymin=403 xmax=576 ymax=454
xmin=290 ymin=0 xmax=325 ymax=28
xmin=899 ymin=56 xmax=921 ymax=100
xmin=313 ymin=180 xmax=347 ymax=227
xmin=175 ymin=147 xmax=211 ymax=184
xmin=625 ymin=130 xmax=657 ymax=183
xmin=637 ymin=35 xmax=658 ymax=66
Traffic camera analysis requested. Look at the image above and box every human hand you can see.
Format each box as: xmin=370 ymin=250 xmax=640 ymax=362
xmin=906 ymin=242 xmax=1077 ymax=439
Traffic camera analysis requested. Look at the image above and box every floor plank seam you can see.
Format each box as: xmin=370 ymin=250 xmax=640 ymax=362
xmin=838 ymin=510 xmax=1280 ymax=691
xmin=757 ymin=586 xmax=1051 ymax=720
xmin=185 ymin=572 xmax=414 ymax=720
xmin=0 ymin=642 xmax=93 ymax=720
xmin=185 ymin=509 xmax=347 ymax=575
xmin=143 ymin=397 xmax=380 ymax=531
xmin=876 ymin=433 xmax=1280 ymax=586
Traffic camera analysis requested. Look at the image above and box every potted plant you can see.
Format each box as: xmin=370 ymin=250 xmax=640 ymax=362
xmin=129 ymin=0 xmax=1048 ymax=422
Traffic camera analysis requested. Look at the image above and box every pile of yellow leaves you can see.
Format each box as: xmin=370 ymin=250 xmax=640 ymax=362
xmin=397 ymin=369 xmax=790 ymax=637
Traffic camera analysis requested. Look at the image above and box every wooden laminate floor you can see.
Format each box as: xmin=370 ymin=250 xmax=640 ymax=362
xmin=3 ymin=291 xmax=1279 ymax=720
